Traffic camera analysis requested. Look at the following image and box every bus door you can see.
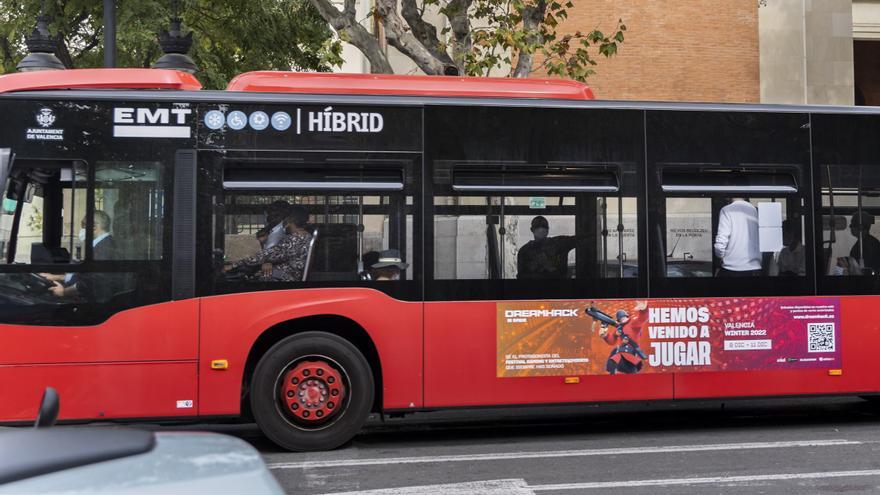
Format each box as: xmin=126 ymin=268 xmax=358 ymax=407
xmin=423 ymin=105 xmax=664 ymax=408
xmin=0 ymin=100 xmax=199 ymax=422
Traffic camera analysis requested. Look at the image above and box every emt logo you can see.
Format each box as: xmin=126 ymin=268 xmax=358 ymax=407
xmin=113 ymin=106 xmax=192 ymax=138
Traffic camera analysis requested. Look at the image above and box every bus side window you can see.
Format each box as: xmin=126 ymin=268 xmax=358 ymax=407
xmin=433 ymin=194 xmax=639 ymax=281
xmin=1 ymin=162 xmax=85 ymax=265
xmin=646 ymin=110 xmax=813 ymax=297
xmin=659 ymin=196 xmax=804 ymax=278
xmin=820 ymin=164 xmax=880 ymax=277
xmin=812 ymin=113 xmax=880 ymax=294
xmin=219 ymin=193 xmax=413 ymax=283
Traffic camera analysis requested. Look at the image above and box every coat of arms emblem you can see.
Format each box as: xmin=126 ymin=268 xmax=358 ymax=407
xmin=36 ymin=108 xmax=55 ymax=128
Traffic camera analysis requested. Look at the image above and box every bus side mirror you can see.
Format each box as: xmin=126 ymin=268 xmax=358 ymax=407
xmin=0 ymin=149 xmax=13 ymax=193
xmin=34 ymin=387 xmax=59 ymax=429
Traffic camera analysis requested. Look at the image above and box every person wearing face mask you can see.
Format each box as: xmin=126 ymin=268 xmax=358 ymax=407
xmin=224 ymin=205 xmax=312 ymax=282
xmin=43 ymin=210 xmax=117 ymax=299
xmin=516 ymin=216 xmax=578 ymax=279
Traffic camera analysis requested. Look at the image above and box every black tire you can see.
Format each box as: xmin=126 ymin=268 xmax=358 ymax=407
xmin=251 ymin=331 xmax=374 ymax=451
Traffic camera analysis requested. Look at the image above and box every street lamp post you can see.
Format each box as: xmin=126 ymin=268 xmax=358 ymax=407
xmin=16 ymin=8 xmax=65 ymax=72
xmin=104 ymin=0 xmax=116 ymax=68
xmin=153 ymin=17 xmax=198 ymax=74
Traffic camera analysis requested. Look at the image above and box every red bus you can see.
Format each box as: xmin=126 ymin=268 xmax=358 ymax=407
xmin=0 ymin=68 xmax=876 ymax=451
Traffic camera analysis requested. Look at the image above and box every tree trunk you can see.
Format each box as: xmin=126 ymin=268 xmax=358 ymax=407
xmin=445 ymin=0 xmax=473 ymax=73
xmin=512 ymin=1 xmax=547 ymax=78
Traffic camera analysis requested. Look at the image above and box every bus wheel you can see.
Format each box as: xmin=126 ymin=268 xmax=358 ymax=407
xmin=251 ymin=331 xmax=374 ymax=452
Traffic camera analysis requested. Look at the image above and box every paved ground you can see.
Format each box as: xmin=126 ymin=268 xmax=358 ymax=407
xmin=172 ymin=397 xmax=880 ymax=494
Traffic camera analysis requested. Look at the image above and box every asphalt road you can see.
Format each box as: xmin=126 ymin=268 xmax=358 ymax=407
xmin=194 ymin=397 xmax=880 ymax=494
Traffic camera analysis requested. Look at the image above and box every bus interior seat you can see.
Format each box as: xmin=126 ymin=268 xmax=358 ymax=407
xmin=224 ymin=234 xmax=262 ymax=260
xmin=30 ymin=244 xmax=70 ymax=264
xmin=307 ymin=223 xmax=358 ymax=281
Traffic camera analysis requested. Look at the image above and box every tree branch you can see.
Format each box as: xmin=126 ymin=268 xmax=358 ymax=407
xmin=54 ymin=37 xmax=74 ymax=69
xmin=401 ymin=0 xmax=453 ymax=66
xmin=72 ymin=27 xmax=103 ymax=60
xmin=374 ymin=0 xmax=447 ymax=75
xmin=309 ymin=0 xmax=393 ymax=73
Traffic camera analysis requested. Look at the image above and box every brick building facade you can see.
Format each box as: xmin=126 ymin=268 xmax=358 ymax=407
xmin=549 ymin=1 xmax=760 ymax=103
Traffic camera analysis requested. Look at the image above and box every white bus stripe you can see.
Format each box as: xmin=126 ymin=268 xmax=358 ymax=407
xmin=530 ymin=469 xmax=880 ymax=490
xmin=267 ymin=438 xmax=859 ymax=470
xmin=113 ymin=125 xmax=190 ymax=138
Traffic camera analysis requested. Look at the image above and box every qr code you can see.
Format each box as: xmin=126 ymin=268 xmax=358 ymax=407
xmin=808 ymin=323 xmax=835 ymax=353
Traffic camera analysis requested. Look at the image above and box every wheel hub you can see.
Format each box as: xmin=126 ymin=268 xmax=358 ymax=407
xmin=281 ymin=360 xmax=346 ymax=423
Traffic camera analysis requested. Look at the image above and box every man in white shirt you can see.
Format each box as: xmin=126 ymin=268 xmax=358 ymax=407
xmin=713 ymin=198 xmax=762 ymax=276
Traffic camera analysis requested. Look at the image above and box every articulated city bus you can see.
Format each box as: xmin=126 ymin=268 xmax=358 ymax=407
xmin=0 ymin=68 xmax=878 ymax=451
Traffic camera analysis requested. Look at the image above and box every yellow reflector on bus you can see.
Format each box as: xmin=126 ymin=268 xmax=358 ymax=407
xmin=828 ymin=369 xmax=843 ymax=376
xmin=564 ymin=377 xmax=580 ymax=384
xmin=211 ymin=359 xmax=229 ymax=370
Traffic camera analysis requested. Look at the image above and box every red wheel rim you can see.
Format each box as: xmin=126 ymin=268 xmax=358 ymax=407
xmin=280 ymin=359 xmax=347 ymax=425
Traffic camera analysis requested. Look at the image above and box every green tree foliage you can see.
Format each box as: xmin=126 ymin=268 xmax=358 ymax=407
xmin=310 ymin=0 xmax=624 ymax=81
xmin=0 ymin=0 xmax=342 ymax=89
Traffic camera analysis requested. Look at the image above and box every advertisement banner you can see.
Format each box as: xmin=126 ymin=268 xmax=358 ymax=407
xmin=497 ymin=297 xmax=840 ymax=378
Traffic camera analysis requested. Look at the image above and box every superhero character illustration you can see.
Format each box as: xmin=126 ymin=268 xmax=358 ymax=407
xmin=586 ymin=300 xmax=649 ymax=375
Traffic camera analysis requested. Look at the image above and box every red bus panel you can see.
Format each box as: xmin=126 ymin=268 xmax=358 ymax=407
xmin=226 ymin=71 xmax=595 ymax=100
xmin=0 ymin=300 xmax=200 ymax=423
xmin=0 ymin=68 xmax=202 ymax=93
xmin=0 ymin=361 xmax=198 ymax=422
xmin=0 ymin=300 xmax=199 ymax=365
xmin=198 ymin=289 xmax=422 ymax=415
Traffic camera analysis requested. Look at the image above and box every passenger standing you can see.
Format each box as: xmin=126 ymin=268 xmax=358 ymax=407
xmin=516 ymin=216 xmax=578 ymax=279
xmin=713 ymin=198 xmax=761 ymax=276
xmin=849 ymin=211 xmax=880 ymax=274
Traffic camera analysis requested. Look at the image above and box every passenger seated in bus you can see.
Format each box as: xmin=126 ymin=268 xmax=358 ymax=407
xmin=255 ymin=227 xmax=269 ymax=249
xmin=258 ymin=200 xmax=292 ymax=278
xmin=516 ymin=216 xmax=577 ymax=279
xmin=713 ymin=197 xmax=761 ymax=277
xmin=770 ymin=220 xmax=805 ymax=276
xmin=224 ymin=206 xmax=312 ymax=282
xmin=43 ymin=210 xmax=119 ymax=300
xmin=848 ymin=211 xmax=880 ymax=274
xmin=831 ymin=256 xmax=863 ymax=276
xmin=264 ymin=200 xmax=291 ymax=249
xmin=367 ymin=249 xmax=408 ymax=281
xmin=359 ymin=251 xmax=380 ymax=280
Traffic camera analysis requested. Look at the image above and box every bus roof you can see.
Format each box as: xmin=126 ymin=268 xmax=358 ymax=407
xmin=0 ymin=68 xmax=203 ymax=94
xmin=226 ymin=71 xmax=595 ymax=100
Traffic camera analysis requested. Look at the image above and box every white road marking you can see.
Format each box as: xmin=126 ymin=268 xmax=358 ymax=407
xmin=319 ymin=470 xmax=880 ymax=494
xmin=322 ymin=479 xmax=532 ymax=495
xmin=267 ymin=438 xmax=859 ymax=470
xmin=530 ymin=469 xmax=880 ymax=490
